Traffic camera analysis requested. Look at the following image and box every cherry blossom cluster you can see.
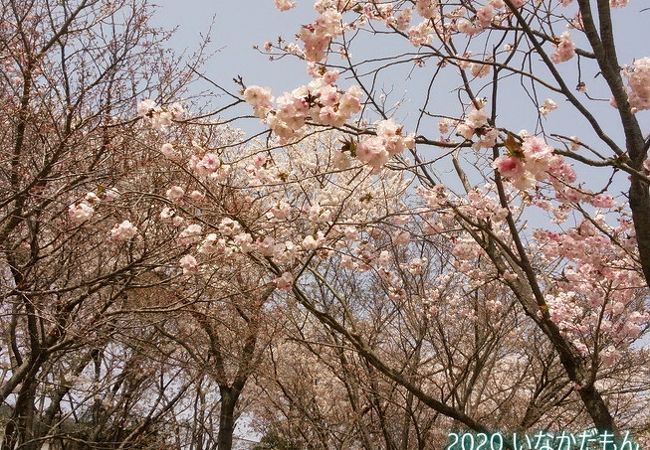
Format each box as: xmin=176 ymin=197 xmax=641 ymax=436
xmin=539 ymin=98 xmax=558 ymax=116
xmin=561 ymin=0 xmax=630 ymax=5
xmin=243 ymin=72 xmax=364 ymax=143
xmin=68 ymin=197 xmax=96 ymax=224
xmin=534 ymin=215 xmax=648 ymax=361
xmin=140 ymin=106 xmax=649 ymax=403
xmin=452 ymin=106 xmax=499 ymax=149
xmin=274 ymin=0 xmax=295 ymax=11
xmin=351 ymin=0 xmax=531 ymax=45
xmin=67 ymin=188 xmax=142 ymax=243
xmin=137 ymin=99 xmax=184 ymax=130
xmin=494 ymin=135 xmax=576 ymax=190
xmin=269 ymin=0 xmax=546 ymax=54
xmin=68 ymin=189 xmax=120 ymax=222
xmin=416 ymin=183 xmax=517 ymax=289
xmin=151 ymin=131 xmax=411 ymax=291
xmin=355 ymin=119 xmax=416 ymax=172
xmin=550 ymin=32 xmax=576 ymax=64
xmin=244 ymin=77 xmax=413 ymax=172
xmin=109 ymin=220 xmax=138 ymax=242
xmin=296 ymin=2 xmax=344 ymax=62
xmin=622 ymin=57 xmax=650 ymax=113
xmin=416 ymin=176 xmax=648 ymax=360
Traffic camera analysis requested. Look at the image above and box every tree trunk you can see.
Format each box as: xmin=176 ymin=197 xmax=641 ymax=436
xmin=2 ymin=361 xmax=40 ymax=450
xmin=217 ymin=386 xmax=240 ymax=450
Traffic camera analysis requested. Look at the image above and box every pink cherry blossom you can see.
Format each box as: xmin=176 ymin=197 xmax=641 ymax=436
xmin=137 ymin=99 xmax=156 ymax=116
xmin=68 ymin=202 xmax=94 ymax=223
xmin=591 ymin=194 xmax=616 ymax=209
xmin=166 ymin=186 xmax=185 ymax=203
xmin=476 ymin=5 xmax=494 ymax=28
xmin=415 ymin=0 xmax=438 ymax=19
xmin=551 ymin=32 xmax=576 ymax=64
xmin=104 ymin=188 xmax=120 ymax=201
xmin=161 ymin=143 xmax=176 ymax=158
xmin=160 ymin=207 xmax=175 ymax=221
xmin=179 ymin=254 xmax=198 ymax=274
xmin=274 ymin=0 xmax=296 ymax=11
xmin=178 ymin=224 xmax=203 ymax=245
xmin=109 ymin=220 xmax=137 ymax=242
xmin=408 ymin=21 xmax=434 ymax=47
xmin=466 ymin=107 xmax=489 ymax=129
xmin=274 ymin=271 xmax=294 ymax=290
xmin=356 ymin=136 xmax=390 ymax=172
xmin=622 ymin=57 xmax=650 ymax=112
xmin=494 ymin=155 xmax=525 ymax=178
xmin=539 ymin=98 xmax=558 ymax=115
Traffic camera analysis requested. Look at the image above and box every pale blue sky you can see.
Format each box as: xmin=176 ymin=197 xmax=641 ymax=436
xmin=151 ymin=0 xmax=311 ymax=93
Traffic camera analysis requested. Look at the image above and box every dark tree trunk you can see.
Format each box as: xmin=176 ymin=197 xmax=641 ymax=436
xmin=217 ymin=386 xmax=240 ymax=450
xmin=2 ymin=361 xmax=40 ymax=450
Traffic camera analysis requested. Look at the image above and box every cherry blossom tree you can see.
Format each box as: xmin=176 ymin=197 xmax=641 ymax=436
xmin=144 ymin=118 xmax=649 ymax=445
xmin=3 ymin=0 xmax=650 ymax=448
xmin=149 ymin=262 xmax=278 ymax=450
xmin=227 ymin=0 xmax=650 ymax=441
xmin=0 ymin=0 xmax=209 ymax=447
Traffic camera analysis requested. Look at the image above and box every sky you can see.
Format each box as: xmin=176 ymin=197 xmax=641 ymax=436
xmin=151 ymin=0 xmax=312 ymax=96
